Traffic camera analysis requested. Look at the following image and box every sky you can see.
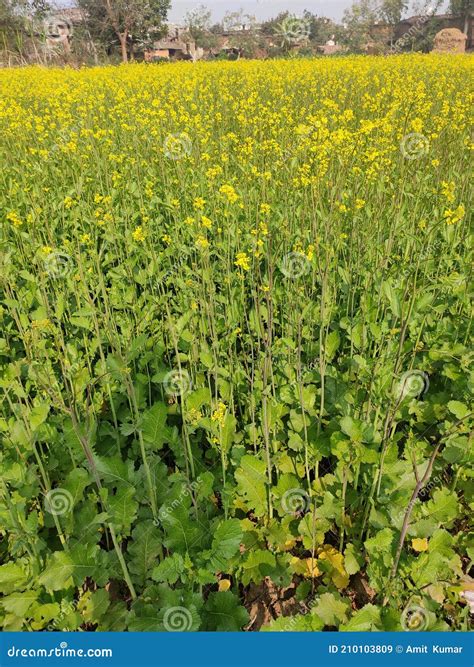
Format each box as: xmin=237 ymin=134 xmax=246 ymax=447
xmin=168 ymin=0 xmax=352 ymax=23
xmin=167 ymin=0 xmax=449 ymax=24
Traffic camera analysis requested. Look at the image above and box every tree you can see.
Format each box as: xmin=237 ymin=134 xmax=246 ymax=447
xmin=78 ymin=0 xmax=170 ymax=62
xmin=183 ymin=4 xmax=218 ymax=49
xmin=379 ymin=0 xmax=408 ymax=47
xmin=342 ymin=0 xmax=411 ymax=51
xmin=222 ymin=9 xmax=257 ymax=33
xmin=0 ymin=0 xmax=51 ymax=63
xmin=301 ymin=10 xmax=340 ymax=44
xmin=449 ymin=0 xmax=473 ymax=34
xmin=342 ymin=0 xmax=380 ymax=51
xmin=379 ymin=0 xmax=408 ymax=27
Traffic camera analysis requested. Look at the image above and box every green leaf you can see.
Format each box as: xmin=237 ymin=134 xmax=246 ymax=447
xmin=447 ymin=401 xmax=469 ymax=419
xmin=160 ymin=502 xmax=206 ymax=553
xmin=210 ymin=519 xmax=243 ymax=571
xmin=141 ymin=402 xmax=171 ymax=449
xmin=77 ymin=589 xmax=110 ymax=624
xmin=96 ymin=602 xmax=129 ymax=631
xmin=262 ymin=613 xmax=323 ymax=631
xmin=203 ymin=591 xmax=249 ymax=631
xmin=39 ymin=545 xmax=109 ymax=592
xmin=382 ymin=280 xmax=401 ymax=318
xmin=325 ymin=330 xmax=340 ymax=361
xmin=29 ymin=403 xmax=50 ymax=431
xmin=0 ymin=562 xmax=28 ymax=595
xmin=340 ymin=604 xmax=382 ymax=631
xmin=344 ymin=543 xmax=363 ymax=576
xmin=241 ymin=550 xmax=276 ymax=586
xmin=235 ymin=455 xmax=267 ymax=517
xmin=108 ymin=485 xmax=138 ymax=535
xmin=422 ymin=487 xmax=459 ymax=525
xmin=1 ymin=590 xmax=38 ymax=617
xmin=39 ymin=552 xmax=74 ymax=591
xmin=311 ymin=592 xmax=350 ymax=628
xmin=62 ymin=468 xmax=89 ymax=508
xmin=220 ymin=413 xmax=237 ymax=454
xmin=152 ymin=554 xmax=184 ymax=585
xmin=127 ymin=520 xmax=162 ymax=585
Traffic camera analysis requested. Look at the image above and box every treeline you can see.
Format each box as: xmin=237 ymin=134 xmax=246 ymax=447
xmin=0 ymin=0 xmax=470 ymax=66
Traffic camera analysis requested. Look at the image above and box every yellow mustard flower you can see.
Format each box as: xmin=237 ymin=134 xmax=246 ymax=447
xmin=235 ymin=252 xmax=250 ymax=271
xmin=132 ymin=226 xmax=146 ymax=242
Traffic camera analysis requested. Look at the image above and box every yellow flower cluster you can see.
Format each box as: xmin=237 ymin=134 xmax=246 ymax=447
xmin=211 ymin=402 xmax=227 ymax=427
xmin=443 ymin=204 xmax=465 ymax=226
xmin=235 ymin=252 xmax=251 ymax=271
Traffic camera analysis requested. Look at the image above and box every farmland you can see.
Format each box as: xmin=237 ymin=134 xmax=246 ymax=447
xmin=0 ymin=55 xmax=472 ymax=632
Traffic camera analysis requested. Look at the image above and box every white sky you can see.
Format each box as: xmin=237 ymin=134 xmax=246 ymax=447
xmin=168 ymin=0 xmax=449 ymax=23
xmin=169 ymin=0 xmax=350 ymax=23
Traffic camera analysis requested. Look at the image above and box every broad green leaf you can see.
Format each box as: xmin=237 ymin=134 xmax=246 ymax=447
xmin=0 ymin=562 xmax=28 ymax=595
xmin=202 ymin=591 xmax=249 ymax=631
xmin=311 ymin=592 xmax=350 ymax=627
xmin=241 ymin=550 xmax=276 ymax=586
xmin=62 ymin=468 xmax=89 ymax=508
xmin=108 ymin=486 xmax=138 ymax=535
xmin=447 ymin=401 xmax=469 ymax=419
xmin=141 ymin=402 xmax=171 ymax=449
xmin=77 ymin=589 xmax=110 ymax=624
xmin=29 ymin=403 xmax=50 ymax=431
xmin=210 ymin=519 xmax=243 ymax=571
xmin=152 ymin=554 xmax=184 ymax=585
xmin=235 ymin=455 xmax=267 ymax=517
xmin=0 ymin=590 xmax=38 ymax=617
xmin=127 ymin=520 xmax=162 ymax=585
xmin=325 ymin=330 xmax=340 ymax=361
xmin=340 ymin=604 xmax=381 ymax=631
